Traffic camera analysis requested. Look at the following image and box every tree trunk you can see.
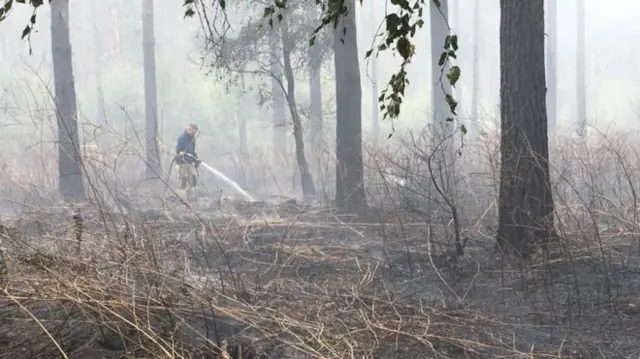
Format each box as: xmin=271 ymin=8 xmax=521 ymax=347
xmin=111 ymin=6 xmax=120 ymax=57
xmin=270 ymin=30 xmax=287 ymax=163
xmin=576 ymin=0 xmax=587 ymax=136
xmin=282 ymin=19 xmax=316 ymax=198
xmin=51 ymin=0 xmax=86 ymax=201
xmin=429 ymin=0 xmax=456 ymax=190
xmin=368 ymin=4 xmax=380 ymax=145
xmin=143 ymin=0 xmax=161 ymax=178
xmin=470 ymin=0 xmax=480 ymax=136
xmin=497 ymin=0 xmax=555 ymax=256
xmin=308 ymin=24 xmax=324 ymax=159
xmin=237 ymin=77 xmax=248 ymax=188
xmin=93 ymin=7 xmax=106 ymax=125
xmin=452 ymin=0 xmax=464 ymax=126
xmin=430 ymin=0 xmax=453 ymax=125
xmin=334 ymin=0 xmax=366 ymax=210
xmin=359 ymin=3 xmax=379 ymax=145
xmin=545 ymin=0 xmax=557 ymax=139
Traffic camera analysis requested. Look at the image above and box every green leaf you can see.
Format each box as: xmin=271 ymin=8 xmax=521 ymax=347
xmin=450 ymin=34 xmax=459 ymax=51
xmin=445 ymin=94 xmax=458 ymax=114
xmin=437 ymin=51 xmax=447 ymax=66
xmin=446 ymin=66 xmax=461 ymax=87
xmin=183 ymin=8 xmax=195 ymax=18
xmin=396 ymin=37 xmax=412 ymax=60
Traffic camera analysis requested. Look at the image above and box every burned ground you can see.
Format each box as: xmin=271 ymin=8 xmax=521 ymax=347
xmin=0 ymin=195 xmax=638 ymax=359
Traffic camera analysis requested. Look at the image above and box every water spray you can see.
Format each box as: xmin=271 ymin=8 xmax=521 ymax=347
xmin=197 ymin=161 xmax=255 ymax=202
xmin=178 ymin=153 xmax=254 ymax=202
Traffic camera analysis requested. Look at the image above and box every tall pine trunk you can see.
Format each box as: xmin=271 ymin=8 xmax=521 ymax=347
xmin=545 ymin=0 xmax=557 ymax=139
xmin=497 ymin=0 xmax=555 ymax=256
xmin=470 ymin=0 xmax=480 ymax=136
xmin=576 ymin=0 xmax=587 ymax=136
xmin=237 ymin=77 xmax=248 ymax=188
xmin=429 ymin=0 xmax=456 ymax=186
xmin=93 ymin=6 xmax=106 ymax=125
xmin=361 ymin=3 xmax=379 ymax=145
xmin=51 ymin=0 xmax=86 ymax=201
xmin=143 ymin=0 xmax=161 ymax=178
xmin=307 ymin=3 xmax=323 ymax=154
xmin=334 ymin=0 xmax=365 ymax=210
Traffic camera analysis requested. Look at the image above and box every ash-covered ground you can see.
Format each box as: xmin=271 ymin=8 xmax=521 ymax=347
xmin=0 ymin=191 xmax=639 ymax=358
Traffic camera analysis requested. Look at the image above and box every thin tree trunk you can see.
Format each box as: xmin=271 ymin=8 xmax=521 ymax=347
xmin=238 ymin=77 xmax=248 ymax=188
xmin=143 ymin=0 xmax=161 ymax=178
xmin=270 ymin=29 xmax=287 ymax=162
xmin=308 ymin=3 xmax=323 ymax=155
xmin=452 ymin=0 xmax=464 ymax=124
xmin=430 ymin=0 xmax=453 ymax=127
xmin=430 ymin=0 xmax=456 ymax=185
xmin=282 ymin=19 xmax=316 ymax=198
xmin=334 ymin=0 xmax=365 ymax=210
xmin=111 ymin=6 xmax=120 ymax=57
xmin=368 ymin=4 xmax=380 ymax=145
xmin=576 ymin=0 xmax=587 ymax=136
xmin=93 ymin=13 xmax=106 ymax=125
xmin=497 ymin=0 xmax=555 ymax=256
xmin=51 ymin=0 xmax=86 ymax=201
xmin=545 ymin=0 xmax=557 ymax=139
xmin=470 ymin=0 xmax=480 ymax=136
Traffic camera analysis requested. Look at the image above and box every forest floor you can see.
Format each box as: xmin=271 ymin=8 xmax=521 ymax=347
xmin=0 ymin=198 xmax=639 ymax=358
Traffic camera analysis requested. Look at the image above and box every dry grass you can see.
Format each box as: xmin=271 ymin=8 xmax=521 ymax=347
xmin=1 ymin=126 xmax=640 ymax=358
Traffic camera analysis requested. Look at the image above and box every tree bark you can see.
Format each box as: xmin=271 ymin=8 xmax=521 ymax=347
xmin=307 ymin=3 xmax=323 ymax=154
xmin=576 ymin=0 xmax=587 ymax=136
xmin=451 ymin=0 xmax=464 ymax=126
xmin=270 ymin=29 xmax=287 ymax=162
xmin=143 ymin=0 xmax=161 ymax=178
xmin=497 ymin=0 xmax=555 ymax=256
xmin=334 ymin=0 xmax=366 ymax=210
xmin=545 ymin=0 xmax=557 ymax=139
xmin=51 ymin=0 xmax=86 ymax=201
xmin=111 ymin=6 xmax=120 ymax=57
xmin=93 ymin=3 xmax=106 ymax=125
xmin=430 ymin=0 xmax=453 ymax=130
xmin=282 ymin=19 xmax=316 ymax=198
xmin=237 ymin=77 xmax=248 ymax=188
xmin=470 ymin=0 xmax=480 ymax=136
xmin=429 ymin=0 xmax=457 ymax=195
xmin=361 ymin=3 xmax=379 ymax=145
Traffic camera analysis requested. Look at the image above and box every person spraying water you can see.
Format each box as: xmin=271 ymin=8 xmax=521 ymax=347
xmin=174 ymin=124 xmax=201 ymax=202
xmin=171 ymin=124 xmax=254 ymax=203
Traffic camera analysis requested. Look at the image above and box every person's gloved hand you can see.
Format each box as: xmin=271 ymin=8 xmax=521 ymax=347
xmin=194 ymin=159 xmax=202 ymax=168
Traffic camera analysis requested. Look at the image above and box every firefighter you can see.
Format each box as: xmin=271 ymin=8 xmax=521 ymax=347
xmin=175 ymin=124 xmax=201 ymax=201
